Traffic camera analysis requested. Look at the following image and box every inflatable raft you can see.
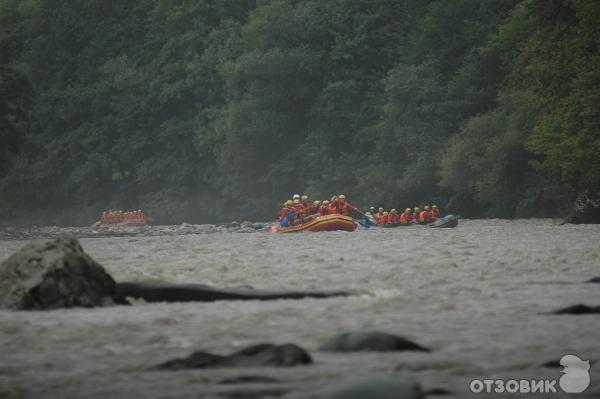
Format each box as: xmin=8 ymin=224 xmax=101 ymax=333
xmin=380 ymin=215 xmax=459 ymax=229
xmin=91 ymin=220 xmax=149 ymax=230
xmin=268 ymin=214 xmax=357 ymax=233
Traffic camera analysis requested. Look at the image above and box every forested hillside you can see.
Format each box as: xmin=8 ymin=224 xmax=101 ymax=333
xmin=1 ymin=0 xmax=598 ymax=224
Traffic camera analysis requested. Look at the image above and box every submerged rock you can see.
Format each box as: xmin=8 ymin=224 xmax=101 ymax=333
xmin=551 ymin=304 xmax=600 ymax=314
xmin=322 ymin=376 xmax=423 ymax=399
xmin=319 ymin=331 xmax=430 ymax=353
xmin=585 ymin=277 xmax=600 ymax=283
xmin=218 ymin=375 xmax=280 ymax=384
xmin=0 ymin=238 xmax=116 ymax=310
xmin=156 ymin=343 xmax=312 ymax=370
xmin=116 ymin=282 xmax=348 ymax=303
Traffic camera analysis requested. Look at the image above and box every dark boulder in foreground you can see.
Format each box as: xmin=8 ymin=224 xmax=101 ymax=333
xmin=322 ymin=376 xmax=423 ymax=399
xmin=0 ymin=238 xmax=116 ymax=310
xmin=156 ymin=343 xmax=312 ymax=370
xmin=585 ymin=277 xmax=600 ymax=283
xmin=319 ymin=331 xmax=430 ymax=353
xmin=116 ymin=282 xmax=347 ymax=303
xmin=551 ymin=304 xmax=600 ymax=315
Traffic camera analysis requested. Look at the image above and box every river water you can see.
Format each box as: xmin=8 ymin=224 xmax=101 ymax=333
xmin=0 ymin=219 xmax=598 ymax=398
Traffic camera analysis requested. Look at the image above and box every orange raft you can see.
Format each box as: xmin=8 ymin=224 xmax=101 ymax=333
xmin=268 ymin=214 xmax=357 ymax=233
xmin=91 ymin=220 xmax=149 ymax=230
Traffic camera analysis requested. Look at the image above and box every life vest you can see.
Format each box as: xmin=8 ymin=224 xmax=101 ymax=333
xmin=328 ymin=204 xmax=338 ymax=214
xmin=277 ymin=208 xmax=290 ymax=221
xmin=388 ymin=213 xmax=398 ymax=224
xmin=319 ymin=206 xmax=329 ymax=215
xmin=419 ymin=211 xmax=430 ymax=223
xmin=381 ymin=214 xmax=389 ymax=225
xmin=338 ymin=202 xmax=350 ymax=216
xmin=432 ymin=209 xmax=440 ymax=219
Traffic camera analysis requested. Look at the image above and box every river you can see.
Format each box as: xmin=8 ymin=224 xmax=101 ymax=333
xmin=0 ymin=219 xmax=598 ymax=398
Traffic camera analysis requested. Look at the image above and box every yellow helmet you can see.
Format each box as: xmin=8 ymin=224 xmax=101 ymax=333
xmin=301 ymin=195 xmax=309 ymax=201
xmin=285 ymin=200 xmax=293 ymax=207
xmin=391 ymin=209 xmax=397 ymax=213
xmin=378 ymin=207 xmax=384 ymax=212
xmin=383 ymin=211 xmax=389 ymax=215
xmin=331 ymin=196 xmax=338 ymax=202
xmin=313 ymin=200 xmax=321 ymax=205
xmin=432 ymin=205 xmax=438 ymax=208
xmin=338 ymin=194 xmax=346 ymax=200
xmin=322 ymin=200 xmax=330 ymax=205
xmin=405 ymin=208 xmax=411 ymax=212
xmin=424 ymin=206 xmax=430 ymax=210
xmin=293 ymin=199 xmax=300 ymax=204
xmin=414 ymin=207 xmax=420 ymax=212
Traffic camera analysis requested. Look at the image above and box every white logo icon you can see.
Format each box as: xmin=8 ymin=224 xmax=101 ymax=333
xmin=559 ymin=354 xmax=591 ymax=393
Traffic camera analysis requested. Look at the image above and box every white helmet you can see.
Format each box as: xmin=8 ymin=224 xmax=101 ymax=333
xmin=293 ymin=194 xmax=300 ymax=200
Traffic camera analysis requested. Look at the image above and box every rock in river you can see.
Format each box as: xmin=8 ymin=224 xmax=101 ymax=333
xmin=322 ymin=376 xmax=423 ymax=399
xmin=0 ymin=238 xmax=116 ymax=310
xmin=319 ymin=330 xmax=430 ymax=353
xmin=156 ymin=343 xmax=312 ymax=370
xmin=551 ymin=304 xmax=600 ymax=315
xmin=116 ymin=282 xmax=348 ymax=303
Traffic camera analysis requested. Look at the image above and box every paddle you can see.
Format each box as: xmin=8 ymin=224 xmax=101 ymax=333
xmin=346 ymin=204 xmax=373 ymax=228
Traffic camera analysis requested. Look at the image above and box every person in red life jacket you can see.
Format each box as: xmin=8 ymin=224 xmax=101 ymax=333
xmin=431 ymin=205 xmax=440 ymax=219
xmin=419 ymin=206 xmax=432 ymax=224
xmin=373 ymin=207 xmax=384 ymax=223
xmin=100 ymin=211 xmax=108 ymax=224
xmin=400 ymin=208 xmax=413 ymax=225
xmin=300 ymin=195 xmax=312 ymax=218
xmin=290 ymin=199 xmax=304 ymax=224
xmin=337 ymin=194 xmax=351 ymax=216
xmin=277 ymin=200 xmax=293 ymax=221
xmin=381 ymin=211 xmax=389 ymax=225
xmin=388 ymin=209 xmax=399 ymax=224
xmin=311 ymin=200 xmax=321 ymax=214
xmin=319 ymin=200 xmax=330 ymax=215
xmin=413 ymin=207 xmax=420 ymax=223
xmin=328 ymin=196 xmax=339 ymax=214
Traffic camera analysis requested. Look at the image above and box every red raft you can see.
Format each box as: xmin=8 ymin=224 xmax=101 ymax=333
xmin=91 ymin=220 xmax=149 ymax=230
xmin=268 ymin=214 xmax=356 ymax=233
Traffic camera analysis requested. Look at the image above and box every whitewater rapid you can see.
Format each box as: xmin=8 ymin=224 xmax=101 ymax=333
xmin=0 ymin=219 xmax=598 ymax=398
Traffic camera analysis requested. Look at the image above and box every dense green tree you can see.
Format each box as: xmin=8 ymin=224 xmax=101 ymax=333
xmin=0 ymin=0 xmax=598 ymax=224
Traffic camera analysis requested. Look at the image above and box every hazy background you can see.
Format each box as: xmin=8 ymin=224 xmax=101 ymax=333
xmin=1 ymin=0 xmax=598 ymax=225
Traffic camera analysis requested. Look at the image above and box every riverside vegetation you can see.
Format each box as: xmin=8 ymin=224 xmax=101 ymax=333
xmin=1 ymin=0 xmax=598 ymax=225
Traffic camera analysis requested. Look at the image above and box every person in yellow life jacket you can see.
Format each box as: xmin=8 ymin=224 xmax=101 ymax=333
xmin=400 ymin=208 xmax=413 ymax=224
xmin=419 ymin=206 xmax=431 ymax=223
xmin=320 ymin=200 xmax=330 ymax=215
xmin=413 ymin=207 xmax=420 ymax=222
xmin=337 ymin=194 xmax=350 ymax=216
xmin=388 ymin=209 xmax=399 ymax=224
xmin=381 ymin=211 xmax=389 ymax=225
xmin=431 ymin=205 xmax=440 ymax=219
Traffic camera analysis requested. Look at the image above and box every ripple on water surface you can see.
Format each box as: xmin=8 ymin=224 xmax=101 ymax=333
xmin=0 ymin=219 xmax=599 ymax=398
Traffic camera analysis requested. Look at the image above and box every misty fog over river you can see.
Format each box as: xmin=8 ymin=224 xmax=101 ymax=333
xmin=1 ymin=219 xmax=599 ymax=398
